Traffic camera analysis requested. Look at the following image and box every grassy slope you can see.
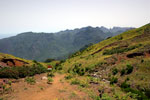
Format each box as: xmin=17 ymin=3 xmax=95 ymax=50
xmin=63 ymin=24 xmax=150 ymax=70
xmin=61 ymin=23 xmax=150 ymax=99
xmin=0 ymin=52 xmax=48 ymax=67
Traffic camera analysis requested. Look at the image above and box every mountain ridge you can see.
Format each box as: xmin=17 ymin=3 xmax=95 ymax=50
xmin=0 ymin=26 xmax=133 ymax=61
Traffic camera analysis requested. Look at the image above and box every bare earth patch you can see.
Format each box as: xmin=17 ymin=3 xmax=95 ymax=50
xmin=0 ymin=73 xmax=90 ymax=100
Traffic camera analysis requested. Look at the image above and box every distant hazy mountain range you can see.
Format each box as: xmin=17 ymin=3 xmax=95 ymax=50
xmin=0 ymin=26 xmax=133 ymax=61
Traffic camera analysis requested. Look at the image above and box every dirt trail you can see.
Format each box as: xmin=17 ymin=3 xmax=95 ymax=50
xmin=1 ymin=73 xmax=90 ymax=100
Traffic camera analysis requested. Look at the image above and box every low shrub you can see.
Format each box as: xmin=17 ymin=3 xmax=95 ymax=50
xmin=145 ymin=89 xmax=150 ymax=98
xmin=25 ymin=77 xmax=36 ymax=85
xmin=47 ymin=77 xmax=53 ymax=84
xmin=71 ymin=78 xmax=80 ymax=85
xmin=126 ymin=64 xmax=133 ymax=74
xmin=47 ymin=72 xmax=55 ymax=77
xmin=112 ymin=68 xmax=118 ymax=75
xmin=101 ymin=93 xmax=111 ymax=100
xmin=110 ymin=77 xmax=118 ymax=85
xmin=79 ymin=79 xmax=89 ymax=88
xmin=120 ymin=69 xmax=126 ymax=76
xmin=0 ymin=63 xmax=47 ymax=79
xmin=121 ymin=81 xmax=130 ymax=89
xmin=121 ymin=81 xmax=149 ymax=100
xmin=72 ymin=64 xmax=85 ymax=76
xmin=65 ymin=74 xmax=73 ymax=80
xmin=0 ymin=67 xmax=19 ymax=79
xmin=120 ymin=64 xmax=133 ymax=76
xmin=55 ymin=64 xmax=63 ymax=70
xmin=125 ymin=77 xmax=130 ymax=81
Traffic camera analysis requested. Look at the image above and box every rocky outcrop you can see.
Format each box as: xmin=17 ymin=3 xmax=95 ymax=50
xmin=0 ymin=59 xmax=28 ymax=67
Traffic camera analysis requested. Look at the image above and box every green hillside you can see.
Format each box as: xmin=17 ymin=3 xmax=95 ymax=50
xmin=0 ymin=26 xmax=132 ymax=61
xmin=61 ymin=23 xmax=150 ymax=99
xmin=0 ymin=53 xmax=48 ymax=79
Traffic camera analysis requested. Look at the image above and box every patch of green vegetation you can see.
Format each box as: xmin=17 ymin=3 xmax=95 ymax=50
xmin=112 ymin=68 xmax=118 ymax=75
xmin=64 ymin=74 xmax=73 ymax=80
xmin=120 ymin=81 xmax=149 ymax=100
xmin=113 ymin=93 xmax=129 ymax=100
xmin=47 ymin=72 xmax=55 ymax=77
xmin=70 ymin=78 xmax=89 ymax=88
xmin=103 ymin=44 xmax=142 ymax=55
xmin=68 ymin=64 xmax=86 ymax=76
xmin=91 ymin=96 xmax=101 ymax=100
xmin=126 ymin=64 xmax=133 ymax=74
xmin=1 ymin=84 xmax=12 ymax=94
xmin=120 ymin=68 xmax=126 ymax=76
xmin=89 ymin=77 xmax=100 ymax=84
xmin=120 ymin=64 xmax=133 ymax=76
xmin=86 ymin=89 xmax=100 ymax=100
xmin=47 ymin=77 xmax=53 ymax=84
xmin=110 ymin=77 xmax=118 ymax=85
xmin=0 ymin=63 xmax=47 ymax=79
xmin=79 ymin=81 xmax=89 ymax=88
xmin=25 ymin=77 xmax=36 ymax=85
xmin=54 ymin=62 xmax=63 ymax=70
xmin=24 ymin=87 xmax=28 ymax=90
xmin=71 ymin=78 xmax=80 ymax=85
xmin=101 ymin=93 xmax=111 ymax=100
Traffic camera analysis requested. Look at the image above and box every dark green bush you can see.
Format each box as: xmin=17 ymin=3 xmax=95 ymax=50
xmin=60 ymin=60 xmax=65 ymax=63
xmin=0 ymin=67 xmax=19 ymax=79
xmin=120 ymin=68 xmax=126 ymax=76
xmin=145 ymin=89 xmax=150 ymax=98
xmin=72 ymin=64 xmax=85 ymax=76
xmin=141 ymin=59 xmax=144 ymax=63
xmin=120 ymin=64 xmax=133 ymax=76
xmin=121 ymin=81 xmax=149 ymax=100
xmin=125 ymin=77 xmax=130 ymax=81
xmin=0 ymin=64 xmax=47 ymax=79
xmin=112 ymin=68 xmax=118 ymax=75
xmin=110 ymin=77 xmax=118 ymax=85
xmin=65 ymin=74 xmax=73 ymax=80
xmin=17 ymin=66 xmax=31 ymax=78
xmin=33 ymin=60 xmax=38 ymax=63
xmin=126 ymin=64 xmax=133 ymax=74
xmin=44 ymin=58 xmax=55 ymax=63
xmin=121 ymin=81 xmax=130 ymax=89
xmin=55 ymin=64 xmax=62 ymax=70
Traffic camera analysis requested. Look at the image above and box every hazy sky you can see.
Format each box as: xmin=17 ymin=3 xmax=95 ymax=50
xmin=0 ymin=0 xmax=150 ymax=34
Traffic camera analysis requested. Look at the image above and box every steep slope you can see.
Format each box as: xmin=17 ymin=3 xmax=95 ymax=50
xmin=0 ymin=53 xmax=31 ymax=67
xmin=0 ymin=26 xmax=132 ymax=61
xmin=0 ymin=52 xmax=48 ymax=79
xmin=62 ymin=23 xmax=150 ymax=99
